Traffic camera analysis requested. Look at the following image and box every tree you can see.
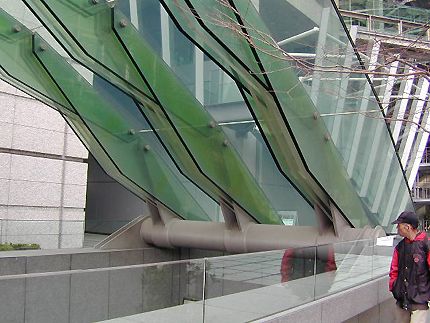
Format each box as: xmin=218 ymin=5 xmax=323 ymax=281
xmin=170 ymin=0 xmax=430 ymax=132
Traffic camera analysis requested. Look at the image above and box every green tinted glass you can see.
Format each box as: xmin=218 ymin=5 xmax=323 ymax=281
xmin=23 ymin=0 xmax=154 ymax=103
xmin=0 ymin=9 xmax=213 ymax=221
xmin=33 ymin=35 xmax=212 ymax=221
xmin=161 ymin=0 xmax=370 ymax=226
xmin=112 ymin=8 xmax=281 ymax=224
xmin=27 ymin=0 xmax=282 ymax=224
xmin=123 ymin=0 xmax=318 ymax=226
xmin=160 ymin=0 xmax=412 ymax=227
xmin=256 ymin=0 xmax=413 ymax=228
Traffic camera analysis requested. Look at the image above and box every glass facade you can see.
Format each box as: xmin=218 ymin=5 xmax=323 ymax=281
xmin=0 ymin=0 xmax=413 ymax=231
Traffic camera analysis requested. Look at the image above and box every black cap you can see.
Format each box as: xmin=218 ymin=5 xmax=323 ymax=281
xmin=392 ymin=211 xmax=419 ymax=228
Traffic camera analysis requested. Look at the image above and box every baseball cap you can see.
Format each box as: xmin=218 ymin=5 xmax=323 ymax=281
xmin=391 ymin=211 xmax=419 ymax=228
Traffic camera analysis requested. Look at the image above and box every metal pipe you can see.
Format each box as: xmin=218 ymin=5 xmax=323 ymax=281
xmin=277 ymin=27 xmax=319 ymax=46
xmin=140 ymin=217 xmax=384 ymax=253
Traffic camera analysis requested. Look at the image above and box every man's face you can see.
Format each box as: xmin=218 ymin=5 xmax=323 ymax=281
xmin=397 ymin=223 xmax=411 ymax=237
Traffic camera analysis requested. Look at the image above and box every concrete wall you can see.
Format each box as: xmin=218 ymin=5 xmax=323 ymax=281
xmin=0 ymin=80 xmax=88 ymax=249
xmin=0 ymin=247 xmax=212 ymax=323
xmin=0 ymin=247 xmax=178 ymax=276
xmin=85 ymin=155 xmax=147 ymax=234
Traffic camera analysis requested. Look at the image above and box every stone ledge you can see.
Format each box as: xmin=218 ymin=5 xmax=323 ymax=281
xmin=258 ymin=275 xmax=391 ymax=323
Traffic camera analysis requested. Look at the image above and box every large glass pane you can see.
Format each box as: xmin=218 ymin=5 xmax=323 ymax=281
xmin=161 ymin=0 xmax=369 ymax=226
xmin=204 ymin=248 xmax=316 ymax=321
xmin=160 ymin=0 xmax=327 ymax=212
xmin=23 ymin=0 xmax=154 ymax=103
xmin=112 ymin=7 xmax=283 ymax=224
xmin=314 ymin=240 xmax=374 ymax=299
xmin=33 ymin=35 xmax=212 ymax=221
xmin=0 ymin=9 xmax=71 ymax=112
xmin=121 ymin=0 xmax=317 ymax=225
xmin=235 ymin=0 xmax=375 ymax=227
xmin=162 ymin=0 xmax=413 ymax=228
xmin=0 ymin=8 xmax=152 ymax=208
xmin=0 ymin=8 xmax=217 ymax=222
xmin=25 ymin=0 xmax=283 ymax=225
xmin=258 ymin=0 xmax=414 ymax=229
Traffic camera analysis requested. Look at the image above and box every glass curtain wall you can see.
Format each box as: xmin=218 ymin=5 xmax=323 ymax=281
xmin=2 ymin=0 xmax=413 ymax=230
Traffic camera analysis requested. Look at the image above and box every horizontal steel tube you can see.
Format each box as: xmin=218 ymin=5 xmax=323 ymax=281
xmin=140 ymin=218 xmax=384 ymax=253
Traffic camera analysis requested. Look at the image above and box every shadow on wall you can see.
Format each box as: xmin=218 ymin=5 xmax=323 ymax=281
xmin=85 ymin=154 xmax=147 ymax=234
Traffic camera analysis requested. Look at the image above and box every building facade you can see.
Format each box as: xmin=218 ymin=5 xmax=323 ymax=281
xmin=0 ymin=0 xmax=429 ymax=249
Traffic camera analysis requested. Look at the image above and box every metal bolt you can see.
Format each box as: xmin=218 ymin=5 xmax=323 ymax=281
xmin=313 ymin=112 xmax=319 ymax=120
xmin=324 ymin=133 xmax=330 ymax=142
xmin=119 ymin=19 xmax=128 ymax=28
xmin=39 ymin=43 xmax=47 ymax=52
xmin=128 ymin=129 xmax=135 ymax=135
xmin=12 ymin=25 xmax=21 ymax=33
xmin=222 ymin=139 xmax=229 ymax=147
xmin=209 ymin=121 xmax=216 ymax=128
xmin=143 ymin=144 xmax=150 ymax=151
xmin=91 ymin=0 xmax=99 ymax=4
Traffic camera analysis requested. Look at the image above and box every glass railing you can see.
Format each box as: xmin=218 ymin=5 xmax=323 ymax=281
xmin=412 ymin=187 xmax=430 ymax=200
xmin=338 ymin=0 xmax=430 ymax=24
xmin=0 ymin=239 xmax=393 ymax=322
xmin=339 ymin=10 xmax=430 ymax=41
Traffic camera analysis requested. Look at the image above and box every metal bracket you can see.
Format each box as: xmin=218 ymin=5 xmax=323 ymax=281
xmin=146 ymin=198 xmax=178 ymax=226
xmin=220 ymin=199 xmax=256 ymax=231
xmin=330 ymin=202 xmax=351 ymax=237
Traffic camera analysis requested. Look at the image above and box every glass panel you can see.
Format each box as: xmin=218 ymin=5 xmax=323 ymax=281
xmin=204 ymin=57 xmax=243 ymax=105
xmin=204 ymin=248 xmax=316 ymax=321
xmin=0 ymin=9 xmax=216 ymax=222
xmin=257 ymin=0 xmax=413 ymax=229
xmin=0 ymin=9 xmax=158 ymax=213
xmin=212 ymin=0 xmax=413 ymax=227
xmin=164 ymin=0 xmax=267 ymax=87
xmin=112 ymin=8 xmax=282 ymax=224
xmin=161 ymin=0 xmax=330 ymax=216
xmin=124 ymin=0 xmax=317 ymax=225
xmin=162 ymin=0 xmax=372 ymax=227
xmin=19 ymin=0 xmax=413 ymax=227
xmin=235 ymin=1 xmax=376 ymax=227
xmin=314 ymin=240 xmax=374 ymax=299
xmin=0 ymin=9 xmax=72 ymax=113
xmin=0 ymin=240 xmax=391 ymax=322
xmin=33 ymin=35 xmax=212 ymax=221
xmin=65 ymin=111 xmax=169 ymax=210
xmin=169 ymin=17 xmax=196 ymax=95
xmin=24 ymin=0 xmax=154 ymax=102
xmin=26 ymin=0 xmax=282 ymax=225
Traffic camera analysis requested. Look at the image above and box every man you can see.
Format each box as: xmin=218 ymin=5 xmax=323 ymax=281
xmin=389 ymin=211 xmax=430 ymax=323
